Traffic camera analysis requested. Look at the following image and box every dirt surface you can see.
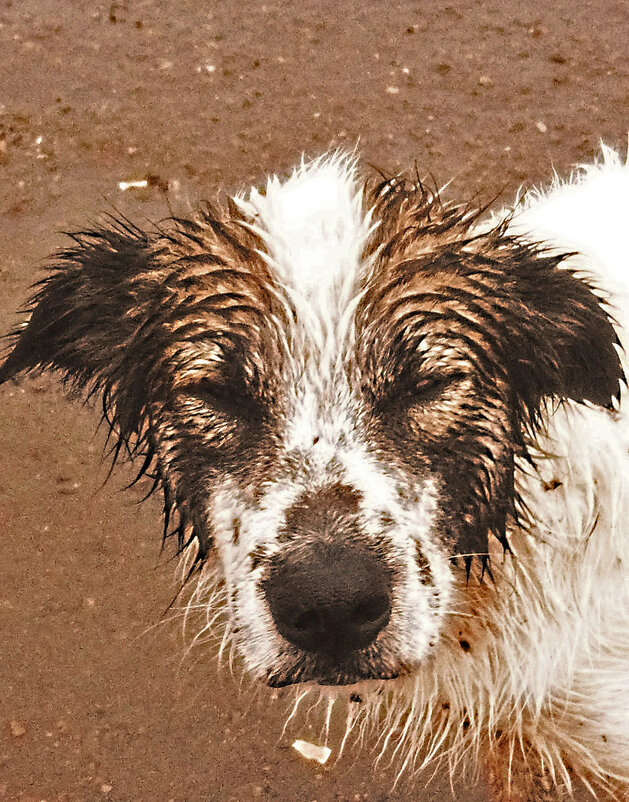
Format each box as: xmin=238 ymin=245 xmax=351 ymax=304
xmin=0 ymin=1 xmax=627 ymax=800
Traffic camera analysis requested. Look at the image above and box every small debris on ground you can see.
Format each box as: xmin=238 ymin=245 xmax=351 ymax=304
xmin=292 ymin=739 xmax=331 ymax=764
xmin=118 ymin=178 xmax=148 ymax=191
xmin=9 ymin=720 xmax=26 ymax=738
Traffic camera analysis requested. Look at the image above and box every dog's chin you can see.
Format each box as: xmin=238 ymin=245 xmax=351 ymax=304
xmin=266 ymin=653 xmax=409 ymax=688
xmin=267 ymin=670 xmax=402 ymax=689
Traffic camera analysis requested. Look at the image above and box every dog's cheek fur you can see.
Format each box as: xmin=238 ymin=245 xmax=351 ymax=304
xmin=423 ymin=421 xmax=515 ymax=557
xmin=147 ymin=371 xmax=289 ymax=563
xmin=360 ymin=348 xmax=517 ymax=559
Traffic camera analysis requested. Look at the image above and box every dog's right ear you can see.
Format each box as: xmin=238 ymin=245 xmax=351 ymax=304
xmin=0 ymin=221 xmax=162 ymax=435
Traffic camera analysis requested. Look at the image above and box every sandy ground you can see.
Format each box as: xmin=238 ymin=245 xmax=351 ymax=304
xmin=0 ymin=1 xmax=627 ymax=800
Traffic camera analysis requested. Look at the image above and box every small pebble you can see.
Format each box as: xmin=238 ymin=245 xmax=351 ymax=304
xmin=9 ymin=720 xmax=26 ymax=738
xmin=292 ymin=740 xmax=331 ymax=764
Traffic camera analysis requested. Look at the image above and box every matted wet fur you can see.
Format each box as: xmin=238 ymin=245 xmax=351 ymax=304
xmin=2 ymin=146 xmax=629 ymax=800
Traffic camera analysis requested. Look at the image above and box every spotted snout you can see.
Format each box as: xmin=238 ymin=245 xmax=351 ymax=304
xmin=262 ymin=540 xmax=393 ymax=659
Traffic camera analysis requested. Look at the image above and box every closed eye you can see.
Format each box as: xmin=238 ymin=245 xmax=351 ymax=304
xmin=400 ymin=371 xmax=468 ymax=405
xmin=373 ymin=370 xmax=468 ymax=420
xmin=182 ymin=378 xmax=257 ymax=419
xmin=410 ymin=372 xmax=467 ymax=403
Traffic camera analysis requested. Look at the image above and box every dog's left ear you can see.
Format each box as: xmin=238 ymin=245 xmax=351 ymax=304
xmin=0 ymin=223 xmax=163 ymax=439
xmin=503 ymin=243 xmax=623 ymax=416
xmin=0 ymin=222 xmax=218 ymax=565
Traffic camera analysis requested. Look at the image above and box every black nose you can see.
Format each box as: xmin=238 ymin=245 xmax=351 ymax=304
xmin=262 ymin=541 xmax=392 ymax=658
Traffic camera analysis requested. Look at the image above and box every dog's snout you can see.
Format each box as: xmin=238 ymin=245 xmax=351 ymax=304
xmin=263 ymin=541 xmax=392 ymax=658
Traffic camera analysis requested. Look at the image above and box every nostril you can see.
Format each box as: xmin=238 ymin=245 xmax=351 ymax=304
xmin=351 ymin=594 xmax=390 ymax=626
xmin=293 ymin=609 xmax=321 ymax=632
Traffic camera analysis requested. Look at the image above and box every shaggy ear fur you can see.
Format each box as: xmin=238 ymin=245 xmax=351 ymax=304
xmin=363 ymin=180 xmax=624 ymax=560
xmin=499 ymin=240 xmax=623 ymax=418
xmin=0 ymin=218 xmax=219 ymax=566
xmin=0 ymin=220 xmax=164 ymax=441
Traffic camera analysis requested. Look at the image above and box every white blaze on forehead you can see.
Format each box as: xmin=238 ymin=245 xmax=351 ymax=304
xmin=284 ymin=382 xmax=355 ymax=454
xmin=235 ymin=152 xmax=376 ymax=315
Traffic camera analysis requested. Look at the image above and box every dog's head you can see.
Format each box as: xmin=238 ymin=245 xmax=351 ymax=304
xmin=1 ymin=155 xmax=622 ymax=688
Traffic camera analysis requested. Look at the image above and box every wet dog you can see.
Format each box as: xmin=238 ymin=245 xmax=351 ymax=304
xmin=2 ymin=146 xmax=629 ymax=800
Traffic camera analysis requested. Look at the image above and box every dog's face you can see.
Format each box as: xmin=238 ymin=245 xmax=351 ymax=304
xmin=0 ymin=155 xmax=622 ymax=689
